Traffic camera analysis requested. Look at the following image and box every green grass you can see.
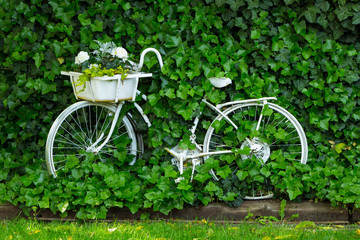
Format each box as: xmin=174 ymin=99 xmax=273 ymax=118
xmin=1 ymin=218 xmax=359 ymax=240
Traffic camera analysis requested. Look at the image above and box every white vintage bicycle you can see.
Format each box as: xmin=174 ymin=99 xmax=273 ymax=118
xmin=45 ymin=48 xmax=308 ymax=200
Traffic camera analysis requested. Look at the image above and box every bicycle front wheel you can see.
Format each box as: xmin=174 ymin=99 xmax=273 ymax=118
xmin=45 ymin=101 xmax=138 ymax=178
xmin=203 ymin=102 xmax=308 ymax=200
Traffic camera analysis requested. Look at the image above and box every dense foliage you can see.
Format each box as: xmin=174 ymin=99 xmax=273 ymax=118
xmin=1 ymin=0 xmax=360 ymax=219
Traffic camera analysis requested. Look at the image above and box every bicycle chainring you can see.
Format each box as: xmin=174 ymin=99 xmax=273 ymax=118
xmin=169 ymin=144 xmax=202 ymax=171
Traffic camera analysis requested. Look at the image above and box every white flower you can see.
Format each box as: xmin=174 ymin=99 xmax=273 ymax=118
xmin=75 ymin=51 xmax=90 ymax=64
xmin=111 ymin=47 xmax=128 ymax=60
xmin=209 ymin=77 xmax=232 ymax=88
xmin=89 ymin=64 xmax=98 ymax=69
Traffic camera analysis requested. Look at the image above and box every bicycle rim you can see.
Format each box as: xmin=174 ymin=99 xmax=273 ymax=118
xmin=45 ymin=101 xmax=138 ymax=178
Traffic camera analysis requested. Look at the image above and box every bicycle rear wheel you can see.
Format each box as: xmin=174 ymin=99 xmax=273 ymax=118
xmin=203 ymin=102 xmax=308 ymax=200
xmin=45 ymin=101 xmax=138 ymax=178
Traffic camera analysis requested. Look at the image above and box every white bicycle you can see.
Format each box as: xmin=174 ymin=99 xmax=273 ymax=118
xmin=45 ymin=48 xmax=308 ymax=200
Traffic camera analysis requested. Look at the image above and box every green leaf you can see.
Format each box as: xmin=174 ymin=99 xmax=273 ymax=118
xmin=248 ymin=166 xmax=260 ymax=177
xmin=182 ymin=191 xmax=195 ymax=203
xmin=227 ymin=0 xmax=245 ymax=11
xmin=78 ymin=13 xmax=91 ymax=26
xmin=15 ymin=1 xmax=29 ymax=13
xmin=48 ymin=1 xmax=76 ymax=25
xmin=251 ymin=29 xmax=261 ymax=39
xmin=177 ymin=104 xmax=194 ymax=120
xmin=284 ymin=0 xmax=295 ymax=5
xmin=295 ymin=221 xmax=317 ymax=229
xmin=215 ymin=0 xmax=226 ymax=7
xmin=121 ymin=2 xmax=131 ymax=11
xmin=80 ymin=27 xmax=93 ymax=45
xmin=71 ymin=168 xmax=84 ymax=179
xmin=84 ymin=191 xmax=99 ymax=206
xmin=239 ymin=59 xmax=248 ymax=74
xmin=347 ymin=46 xmax=358 ymax=56
xmin=316 ymin=0 xmax=330 ymax=12
xmin=148 ymin=94 xmax=159 ymax=106
xmin=222 ymin=192 xmax=237 ymax=201
xmin=236 ymin=170 xmax=249 ymax=181
xmin=104 ymin=173 xmax=126 ymax=188
xmin=335 ymin=143 xmax=346 ymax=154
xmin=165 ymin=35 xmax=181 ymax=48
xmin=194 ymin=173 xmax=211 ymax=183
xmin=262 ymin=104 xmax=273 ymax=116
xmin=235 ymin=17 xmax=247 ymax=30
xmin=302 ymin=47 xmax=312 ymax=59
xmin=177 ymin=180 xmax=192 ymax=191
xmin=198 ymin=194 xmax=212 ymax=205
xmin=33 ymin=52 xmax=44 ymax=69
xmin=319 ymin=116 xmax=330 ymax=130
xmin=113 ymin=18 xmax=126 ymax=33
xmin=303 ymin=31 xmax=316 ymax=43
xmin=293 ymin=19 xmax=306 ymax=34
xmin=91 ymin=20 xmax=103 ymax=32
xmin=65 ymin=155 xmax=79 ymax=170
xmin=317 ymin=14 xmax=328 ymax=28
xmin=334 ymin=5 xmax=352 ymax=21
xmin=352 ymin=12 xmax=360 ymax=24
xmin=164 ymin=88 xmax=175 ymax=99
xmin=217 ymin=165 xmax=232 ymax=179
xmin=92 ymin=162 xmax=112 ymax=176
xmin=287 ymin=187 xmax=302 ymax=200
xmin=322 ymin=39 xmax=333 ymax=52
xmin=272 ymin=39 xmax=284 ymax=51
xmin=304 ymin=7 xmax=318 ymax=23
xmin=350 ymin=185 xmax=360 ymax=195
xmin=58 ymin=201 xmax=69 ymax=213
xmin=164 ymin=165 xmax=177 ymax=178
xmin=260 ymin=167 xmax=271 ymax=178
xmin=205 ymin=181 xmax=218 ymax=192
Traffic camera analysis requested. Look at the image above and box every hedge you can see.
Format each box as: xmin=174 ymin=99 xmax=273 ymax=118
xmin=0 ymin=0 xmax=360 ymax=219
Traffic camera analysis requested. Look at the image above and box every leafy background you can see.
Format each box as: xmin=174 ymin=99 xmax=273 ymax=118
xmin=1 ymin=0 xmax=360 ymax=219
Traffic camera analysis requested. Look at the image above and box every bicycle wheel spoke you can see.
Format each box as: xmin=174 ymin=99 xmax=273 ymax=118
xmin=71 ymin=111 xmax=90 ymax=145
xmin=63 ymin=119 xmax=88 ymax=146
xmin=55 ymin=132 xmax=86 ymax=149
xmin=81 ymin=107 xmax=91 ymax=144
xmin=59 ymin=124 xmax=88 ymax=148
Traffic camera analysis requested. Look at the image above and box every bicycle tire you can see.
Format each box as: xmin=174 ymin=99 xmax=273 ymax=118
xmin=45 ymin=101 xmax=138 ymax=178
xmin=203 ymin=102 xmax=308 ymax=200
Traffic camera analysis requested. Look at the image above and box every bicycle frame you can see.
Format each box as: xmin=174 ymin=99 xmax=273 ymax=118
xmin=89 ymin=95 xmax=278 ymax=157
xmin=87 ymin=94 xmax=276 ymax=174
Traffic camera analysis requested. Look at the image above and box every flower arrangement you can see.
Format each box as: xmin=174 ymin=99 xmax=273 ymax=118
xmin=73 ymin=41 xmax=134 ymax=91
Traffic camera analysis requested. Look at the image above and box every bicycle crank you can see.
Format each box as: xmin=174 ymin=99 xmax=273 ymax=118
xmin=165 ymin=144 xmax=202 ymax=182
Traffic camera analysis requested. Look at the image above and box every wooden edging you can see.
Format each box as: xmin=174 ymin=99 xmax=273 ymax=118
xmin=0 ymin=200 xmax=356 ymax=224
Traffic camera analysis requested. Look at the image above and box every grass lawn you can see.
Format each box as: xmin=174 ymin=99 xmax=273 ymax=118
xmin=1 ymin=218 xmax=359 ymax=240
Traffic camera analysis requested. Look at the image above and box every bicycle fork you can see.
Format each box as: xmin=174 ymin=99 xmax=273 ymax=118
xmin=86 ymin=102 xmax=124 ymax=154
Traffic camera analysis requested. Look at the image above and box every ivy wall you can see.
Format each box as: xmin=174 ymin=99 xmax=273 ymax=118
xmin=1 ymin=0 xmax=360 ymax=219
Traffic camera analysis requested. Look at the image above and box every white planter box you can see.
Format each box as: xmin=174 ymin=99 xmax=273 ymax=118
xmin=61 ymin=71 xmax=152 ymax=102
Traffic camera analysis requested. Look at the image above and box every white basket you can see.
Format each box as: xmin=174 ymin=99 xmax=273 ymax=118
xmin=61 ymin=71 xmax=152 ymax=102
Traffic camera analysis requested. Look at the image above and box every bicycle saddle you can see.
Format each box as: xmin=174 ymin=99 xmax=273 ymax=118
xmin=209 ymin=77 xmax=232 ymax=88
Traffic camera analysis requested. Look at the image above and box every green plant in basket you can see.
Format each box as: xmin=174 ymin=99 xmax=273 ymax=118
xmin=74 ymin=41 xmax=134 ymax=91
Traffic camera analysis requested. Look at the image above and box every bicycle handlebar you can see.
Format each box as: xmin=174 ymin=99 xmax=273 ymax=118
xmin=137 ymin=48 xmax=164 ymax=71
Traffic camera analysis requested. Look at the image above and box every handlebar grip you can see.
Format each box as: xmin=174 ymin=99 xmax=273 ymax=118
xmin=137 ymin=48 xmax=163 ymax=71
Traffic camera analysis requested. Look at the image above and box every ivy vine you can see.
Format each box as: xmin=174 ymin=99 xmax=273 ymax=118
xmin=0 ymin=0 xmax=360 ymax=218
